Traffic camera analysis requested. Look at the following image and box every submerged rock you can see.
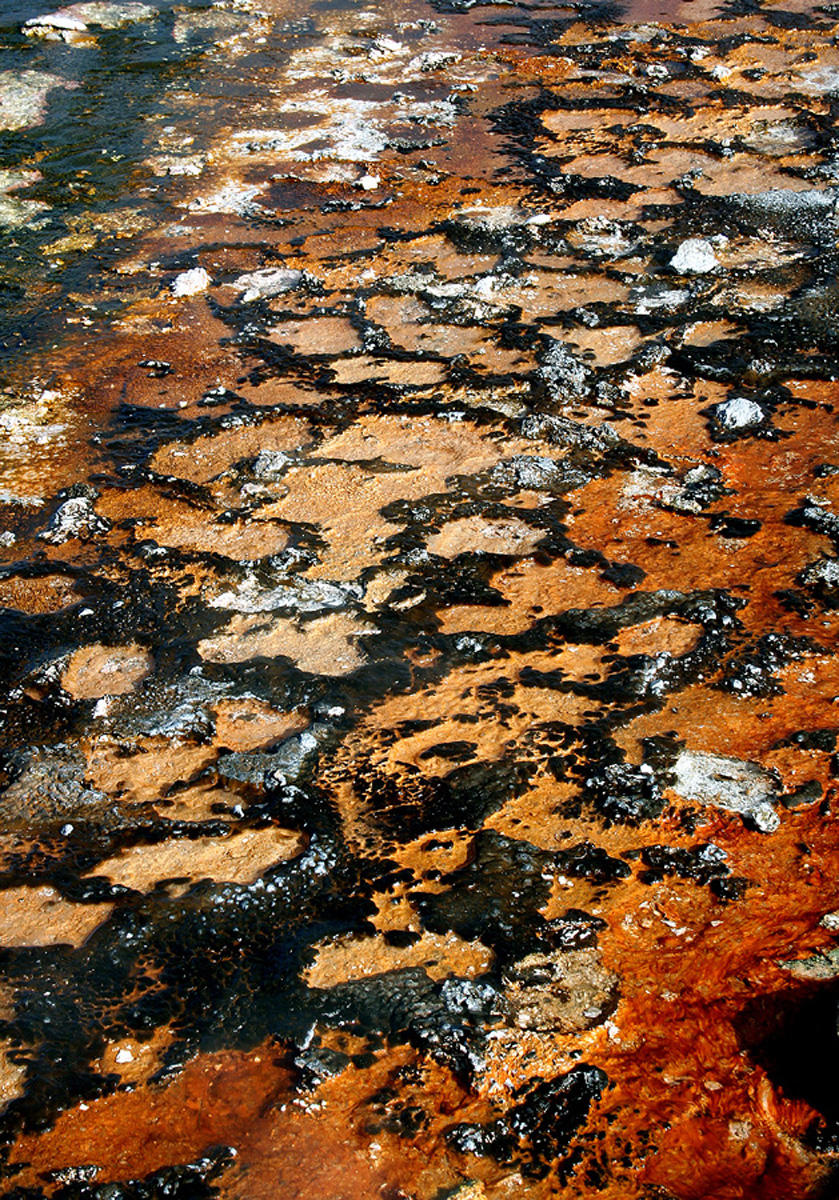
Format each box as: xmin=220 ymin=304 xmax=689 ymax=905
xmin=0 ymin=169 xmax=50 ymax=229
xmin=3 ymin=1 xmax=839 ymax=1195
xmin=83 ymin=826 xmax=305 ymax=894
xmin=427 ymin=515 xmax=546 ymax=559
xmin=52 ymin=2 xmax=156 ymax=29
xmin=727 ymin=187 xmax=837 ymax=243
xmin=0 ymin=885 xmax=113 ymax=948
xmin=0 ymin=70 xmax=74 ymax=132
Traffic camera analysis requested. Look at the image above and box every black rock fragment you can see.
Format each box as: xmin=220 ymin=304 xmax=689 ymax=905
xmin=446 ymin=1065 xmax=608 ymax=1178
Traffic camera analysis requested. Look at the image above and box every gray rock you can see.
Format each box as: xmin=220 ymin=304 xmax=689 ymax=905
xmin=252 ymin=449 xmax=292 ymax=480
xmin=235 ymin=267 xmax=305 ymax=302
xmin=108 ymin=670 xmax=230 ymax=740
xmin=538 ymin=340 xmax=591 ymax=400
xmin=210 ymin=573 xmax=362 ymax=615
xmin=779 ymin=947 xmax=839 ymax=980
xmin=39 ymin=496 xmax=109 ymax=543
xmin=491 ymin=454 xmax=587 ymax=493
xmin=265 ymin=725 xmax=330 ymax=786
xmin=521 ymin=412 xmax=620 ymax=454
xmin=664 ymin=464 xmax=725 ymax=514
xmin=1 ymin=745 xmax=109 ymax=827
xmin=802 ymin=556 xmax=839 ymax=589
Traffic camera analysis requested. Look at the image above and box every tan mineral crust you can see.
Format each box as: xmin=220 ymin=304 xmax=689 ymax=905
xmin=82 ymin=826 xmax=305 ymax=893
xmin=61 ymin=643 xmax=153 ymax=700
xmin=1 ymin=0 xmax=839 ymax=1197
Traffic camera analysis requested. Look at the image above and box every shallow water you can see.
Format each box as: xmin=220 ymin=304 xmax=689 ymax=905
xmin=1 ymin=0 xmax=839 ymax=1197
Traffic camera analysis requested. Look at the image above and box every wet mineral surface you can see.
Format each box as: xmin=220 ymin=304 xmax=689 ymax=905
xmin=1 ymin=0 xmax=839 ymax=1196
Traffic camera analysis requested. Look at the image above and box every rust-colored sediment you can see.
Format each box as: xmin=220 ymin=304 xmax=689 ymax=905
xmin=1 ymin=0 xmax=839 ymax=1197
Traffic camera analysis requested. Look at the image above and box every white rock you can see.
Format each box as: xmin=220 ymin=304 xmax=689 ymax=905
xmin=187 ymin=182 xmax=260 ymax=216
xmin=669 ymin=238 xmax=718 ymax=274
xmin=800 ymin=65 xmax=839 ymax=95
xmin=715 ymin=396 xmax=765 ymax=431
xmin=24 ymin=2 xmax=155 ymax=35
xmin=0 ymin=490 xmax=44 ymax=507
xmin=114 ymin=1047 xmax=134 ymax=1063
xmin=22 ymin=13 xmax=88 ymax=35
xmin=171 ymin=266 xmax=210 ymax=297
xmin=357 ymin=174 xmax=380 ymax=191
xmin=63 ymin=2 xmax=155 ymax=28
xmin=633 ymin=285 xmax=690 ymax=314
xmin=210 ymin=574 xmax=358 ymax=614
xmin=673 ymin=750 xmax=780 ymax=833
xmin=232 ymin=104 xmax=389 ymax=164
xmin=410 ymin=50 xmax=459 ymax=72
xmin=372 ymin=36 xmax=403 ymax=54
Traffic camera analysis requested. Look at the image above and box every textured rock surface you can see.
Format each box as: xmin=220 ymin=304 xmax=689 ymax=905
xmin=1 ymin=0 xmax=839 ymax=1197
